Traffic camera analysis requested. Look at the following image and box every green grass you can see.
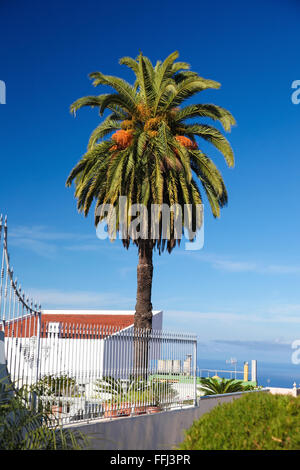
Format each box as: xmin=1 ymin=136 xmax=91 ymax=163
xmin=178 ymin=392 xmax=300 ymax=450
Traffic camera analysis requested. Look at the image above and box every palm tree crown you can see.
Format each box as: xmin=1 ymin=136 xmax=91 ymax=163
xmin=66 ymin=51 xmax=235 ymax=254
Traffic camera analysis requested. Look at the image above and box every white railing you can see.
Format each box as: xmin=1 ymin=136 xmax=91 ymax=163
xmin=197 ymin=359 xmax=257 ymax=383
xmin=197 ymin=368 xmax=244 ymax=380
xmin=3 ymin=319 xmax=197 ymax=424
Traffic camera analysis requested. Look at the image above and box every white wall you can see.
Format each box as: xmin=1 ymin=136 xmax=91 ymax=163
xmin=268 ymin=386 xmax=300 ymax=397
xmin=5 ymin=336 xmax=105 ymax=387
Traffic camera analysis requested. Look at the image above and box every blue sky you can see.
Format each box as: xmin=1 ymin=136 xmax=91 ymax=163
xmin=1 ymin=0 xmax=300 ymax=365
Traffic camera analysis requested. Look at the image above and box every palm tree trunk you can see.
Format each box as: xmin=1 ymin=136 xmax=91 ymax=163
xmin=134 ymin=240 xmax=153 ymax=330
xmin=134 ymin=240 xmax=153 ymax=374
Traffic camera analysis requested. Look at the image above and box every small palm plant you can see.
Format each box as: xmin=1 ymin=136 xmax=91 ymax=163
xmin=95 ymin=375 xmax=151 ymax=416
xmin=94 ymin=375 xmax=149 ymax=403
xmin=94 ymin=376 xmax=127 ymax=403
xmin=35 ymin=374 xmax=79 ymax=398
xmin=149 ymin=378 xmax=178 ymax=408
xmin=198 ymin=377 xmax=255 ymax=396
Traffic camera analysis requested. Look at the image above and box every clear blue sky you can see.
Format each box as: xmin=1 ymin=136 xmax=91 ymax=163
xmin=1 ymin=0 xmax=300 ymax=365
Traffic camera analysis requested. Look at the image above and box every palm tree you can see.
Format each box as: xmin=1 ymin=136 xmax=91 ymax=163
xmin=66 ymin=51 xmax=235 ymax=331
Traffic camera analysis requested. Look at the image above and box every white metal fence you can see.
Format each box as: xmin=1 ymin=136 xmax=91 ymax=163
xmin=3 ymin=321 xmax=197 ymax=424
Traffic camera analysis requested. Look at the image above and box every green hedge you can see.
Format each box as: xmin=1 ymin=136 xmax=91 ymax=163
xmin=178 ymin=392 xmax=300 ymax=450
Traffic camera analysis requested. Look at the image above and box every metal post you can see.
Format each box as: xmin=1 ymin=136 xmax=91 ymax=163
xmin=193 ymin=339 xmax=197 ymax=406
xmin=251 ymin=359 xmax=257 ymax=383
xmin=243 ymin=361 xmax=249 ymax=382
xmin=35 ymin=310 xmax=41 ymax=384
xmin=33 ymin=310 xmax=41 ymax=410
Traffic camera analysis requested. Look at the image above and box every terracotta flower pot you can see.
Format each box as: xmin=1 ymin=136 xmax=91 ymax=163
xmin=51 ymin=405 xmax=63 ymax=415
xmin=146 ymin=405 xmax=162 ymax=414
xmin=116 ymin=404 xmax=131 ymax=417
xmin=103 ymin=403 xmax=131 ymax=418
xmin=133 ymin=405 xmax=147 ymax=415
xmin=104 ymin=403 xmax=150 ymax=418
xmin=103 ymin=403 xmax=119 ymax=418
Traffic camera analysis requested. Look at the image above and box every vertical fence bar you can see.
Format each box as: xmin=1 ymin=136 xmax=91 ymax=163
xmin=193 ymin=337 xmax=197 ymax=406
xmin=33 ymin=310 xmax=41 ymax=410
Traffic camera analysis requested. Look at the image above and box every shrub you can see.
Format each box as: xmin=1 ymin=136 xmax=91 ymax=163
xmin=178 ymin=392 xmax=300 ymax=450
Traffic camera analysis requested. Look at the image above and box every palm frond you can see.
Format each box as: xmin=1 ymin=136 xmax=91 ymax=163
xmin=180 ymin=123 xmax=235 ymax=167
xmin=70 ymin=95 xmax=110 ymax=116
xmin=174 ymin=104 xmax=236 ymax=131
xmin=87 ymin=117 xmax=121 ymax=150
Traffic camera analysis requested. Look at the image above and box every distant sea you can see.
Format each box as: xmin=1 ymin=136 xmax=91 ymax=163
xmin=197 ymin=358 xmax=300 ymax=388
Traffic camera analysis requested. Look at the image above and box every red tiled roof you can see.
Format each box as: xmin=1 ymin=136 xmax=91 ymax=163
xmin=42 ymin=313 xmax=134 ymax=329
xmin=4 ymin=313 xmax=135 ymax=338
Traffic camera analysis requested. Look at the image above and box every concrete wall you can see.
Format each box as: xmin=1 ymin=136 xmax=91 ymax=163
xmin=67 ymin=390 xmax=265 ymax=450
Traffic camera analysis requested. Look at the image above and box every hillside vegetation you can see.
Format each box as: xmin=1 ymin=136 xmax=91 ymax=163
xmin=179 ymin=392 xmax=300 ymax=450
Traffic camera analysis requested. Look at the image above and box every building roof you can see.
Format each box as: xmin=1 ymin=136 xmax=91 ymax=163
xmin=4 ymin=310 xmax=162 ymax=338
xmin=42 ymin=311 xmax=135 ymax=331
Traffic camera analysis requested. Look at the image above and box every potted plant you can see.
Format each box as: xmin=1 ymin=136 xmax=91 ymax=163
xmin=95 ymin=376 xmax=150 ymax=418
xmin=95 ymin=376 xmax=128 ymax=418
xmin=33 ymin=374 xmax=79 ymax=418
xmin=146 ymin=379 xmax=177 ymax=414
xmin=147 ymin=388 xmax=163 ymax=413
